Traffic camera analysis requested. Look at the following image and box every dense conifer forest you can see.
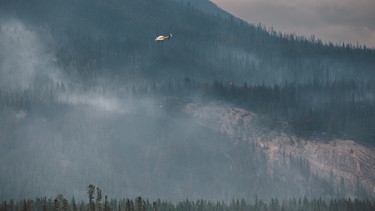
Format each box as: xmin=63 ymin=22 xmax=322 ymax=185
xmin=1 ymin=77 xmax=374 ymax=145
xmin=1 ymin=185 xmax=374 ymax=211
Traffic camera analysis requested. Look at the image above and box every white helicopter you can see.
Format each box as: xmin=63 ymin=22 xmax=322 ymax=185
xmin=155 ymin=33 xmax=172 ymax=41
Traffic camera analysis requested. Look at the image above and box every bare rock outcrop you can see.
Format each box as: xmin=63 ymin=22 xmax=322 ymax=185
xmin=184 ymin=102 xmax=375 ymax=198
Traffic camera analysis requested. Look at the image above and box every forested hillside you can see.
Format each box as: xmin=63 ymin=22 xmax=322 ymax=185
xmin=1 ymin=0 xmax=374 ymax=85
xmin=1 ymin=0 xmax=374 ymax=143
xmin=1 ymin=0 xmax=374 ymax=203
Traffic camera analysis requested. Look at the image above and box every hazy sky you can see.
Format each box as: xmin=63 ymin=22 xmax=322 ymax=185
xmin=210 ymin=0 xmax=375 ymax=48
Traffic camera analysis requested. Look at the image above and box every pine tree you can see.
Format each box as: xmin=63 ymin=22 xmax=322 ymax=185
xmin=62 ymin=198 xmax=68 ymax=211
xmin=152 ymin=201 xmax=158 ymax=211
xmin=54 ymin=198 xmax=59 ymax=211
xmin=72 ymin=197 xmax=78 ymax=211
xmin=125 ymin=199 xmax=133 ymax=211
xmin=104 ymin=195 xmax=110 ymax=211
xmin=135 ymin=196 xmax=145 ymax=211
xmin=87 ymin=184 xmax=95 ymax=211
xmin=96 ymin=187 xmax=102 ymax=211
xmin=43 ymin=199 xmax=48 ymax=211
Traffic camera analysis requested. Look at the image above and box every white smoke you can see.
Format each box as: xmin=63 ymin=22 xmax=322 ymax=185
xmin=0 ymin=19 xmax=62 ymax=90
xmin=62 ymin=93 xmax=127 ymax=113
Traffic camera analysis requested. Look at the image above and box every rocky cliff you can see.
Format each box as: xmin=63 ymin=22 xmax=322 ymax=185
xmin=184 ymin=101 xmax=375 ymax=198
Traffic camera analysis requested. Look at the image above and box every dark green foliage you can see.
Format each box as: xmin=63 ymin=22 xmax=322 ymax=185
xmin=96 ymin=187 xmax=102 ymax=211
xmin=2 ymin=192 xmax=374 ymax=211
xmin=88 ymin=185 xmax=95 ymax=211
xmin=104 ymin=195 xmax=110 ymax=211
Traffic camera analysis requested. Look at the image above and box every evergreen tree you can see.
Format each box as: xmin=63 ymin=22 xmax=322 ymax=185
xmin=104 ymin=195 xmax=110 ymax=211
xmin=54 ymin=198 xmax=59 ymax=211
xmin=152 ymin=201 xmax=158 ymax=211
xmin=96 ymin=187 xmax=102 ymax=211
xmin=62 ymin=198 xmax=69 ymax=211
xmin=87 ymin=184 xmax=95 ymax=211
xmin=125 ymin=199 xmax=133 ymax=211
xmin=135 ymin=196 xmax=145 ymax=211
xmin=72 ymin=197 xmax=78 ymax=211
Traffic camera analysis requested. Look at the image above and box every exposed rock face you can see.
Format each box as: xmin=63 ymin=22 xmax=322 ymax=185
xmin=184 ymin=101 xmax=375 ymax=198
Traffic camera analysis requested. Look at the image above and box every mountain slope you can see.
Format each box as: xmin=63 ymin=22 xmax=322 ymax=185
xmin=0 ymin=0 xmax=375 ymax=202
xmin=1 ymin=0 xmax=374 ymax=85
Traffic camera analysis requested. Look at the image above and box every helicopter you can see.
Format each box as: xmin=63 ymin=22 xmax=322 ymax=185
xmin=155 ymin=33 xmax=172 ymax=41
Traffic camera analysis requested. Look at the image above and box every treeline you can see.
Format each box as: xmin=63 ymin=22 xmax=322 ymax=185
xmin=1 ymin=185 xmax=374 ymax=211
xmin=4 ymin=0 xmax=375 ymax=86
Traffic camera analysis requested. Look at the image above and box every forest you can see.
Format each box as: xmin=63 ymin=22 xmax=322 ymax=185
xmin=0 ymin=75 xmax=373 ymax=201
xmin=1 ymin=185 xmax=374 ymax=211
xmin=198 ymin=79 xmax=375 ymax=145
xmin=1 ymin=77 xmax=374 ymax=145
xmin=1 ymin=0 xmax=375 ymax=204
xmin=2 ymin=0 xmax=374 ymax=86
